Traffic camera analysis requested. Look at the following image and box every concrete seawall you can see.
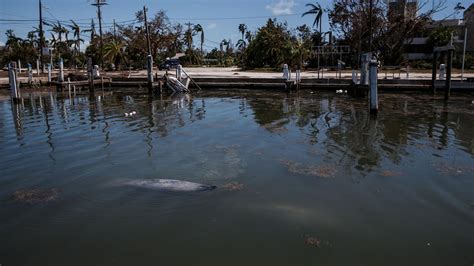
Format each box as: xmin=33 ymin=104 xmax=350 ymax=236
xmin=1 ymin=68 xmax=473 ymax=92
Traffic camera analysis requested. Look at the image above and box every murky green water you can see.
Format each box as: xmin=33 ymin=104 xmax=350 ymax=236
xmin=0 ymin=90 xmax=473 ymax=266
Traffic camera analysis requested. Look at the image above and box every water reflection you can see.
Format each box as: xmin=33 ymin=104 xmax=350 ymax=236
xmin=4 ymin=91 xmax=474 ymax=171
xmin=1 ymin=90 xmax=473 ymax=266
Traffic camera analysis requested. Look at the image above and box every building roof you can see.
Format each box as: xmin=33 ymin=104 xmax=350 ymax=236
xmin=427 ymin=19 xmax=464 ymax=29
xmin=171 ymin=53 xmax=185 ymax=59
xmin=465 ymin=3 xmax=474 ymax=14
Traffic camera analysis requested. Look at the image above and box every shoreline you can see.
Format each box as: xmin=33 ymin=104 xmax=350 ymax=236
xmin=1 ymin=67 xmax=473 ymax=93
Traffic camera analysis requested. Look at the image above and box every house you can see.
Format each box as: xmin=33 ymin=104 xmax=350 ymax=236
xmin=403 ymin=4 xmax=474 ymax=60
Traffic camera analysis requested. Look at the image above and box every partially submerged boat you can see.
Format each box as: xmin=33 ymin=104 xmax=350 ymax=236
xmin=165 ymin=75 xmax=190 ymax=93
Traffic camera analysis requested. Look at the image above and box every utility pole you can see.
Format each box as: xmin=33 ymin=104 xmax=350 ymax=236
xmin=39 ymin=0 xmax=44 ymax=73
xmin=91 ymin=0 xmax=107 ymax=68
xmin=143 ymin=6 xmax=152 ymax=56
xmin=368 ymin=0 xmax=373 ymax=53
xmin=113 ymin=19 xmax=117 ymax=40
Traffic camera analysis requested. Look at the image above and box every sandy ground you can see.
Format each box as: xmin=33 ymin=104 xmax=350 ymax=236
xmin=1 ymin=67 xmax=473 ymax=84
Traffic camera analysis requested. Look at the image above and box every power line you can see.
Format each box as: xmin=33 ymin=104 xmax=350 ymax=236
xmin=42 ymin=3 xmax=59 ymax=22
xmin=205 ymin=38 xmax=220 ymax=44
xmin=169 ymin=13 xmax=303 ymax=21
xmin=0 ymin=19 xmax=39 ymax=22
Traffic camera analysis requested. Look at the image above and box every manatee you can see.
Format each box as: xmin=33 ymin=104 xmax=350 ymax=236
xmin=123 ymin=179 xmax=216 ymax=192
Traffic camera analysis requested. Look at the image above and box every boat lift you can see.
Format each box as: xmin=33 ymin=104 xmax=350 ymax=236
xmin=164 ymin=65 xmax=202 ymax=93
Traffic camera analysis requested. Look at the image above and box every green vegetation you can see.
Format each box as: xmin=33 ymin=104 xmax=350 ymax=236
xmin=1 ymin=1 xmax=471 ymax=70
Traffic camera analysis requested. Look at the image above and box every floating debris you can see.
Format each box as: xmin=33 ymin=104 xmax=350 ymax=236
xmin=304 ymin=236 xmax=321 ymax=247
xmin=434 ymin=163 xmax=474 ymax=176
xmin=125 ymin=111 xmax=137 ymax=117
xmin=380 ymin=170 xmax=402 ymax=177
xmin=281 ymin=160 xmax=337 ymax=178
xmin=12 ymin=188 xmax=58 ymax=204
xmin=222 ymin=182 xmax=244 ymax=191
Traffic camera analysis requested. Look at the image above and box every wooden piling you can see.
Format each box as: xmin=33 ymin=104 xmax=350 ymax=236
xmin=445 ymin=49 xmax=453 ymax=101
xmin=431 ymin=51 xmax=437 ymax=93
xmin=439 ymin=64 xmax=446 ymax=80
xmin=369 ymin=60 xmax=378 ymax=114
xmin=8 ymin=62 xmax=20 ymax=103
xmin=47 ymin=63 xmax=52 ymax=84
xmin=27 ymin=64 xmax=33 ymax=84
xmin=433 ymin=45 xmax=455 ymax=101
xmin=360 ymin=53 xmax=371 ymax=85
xmin=147 ymin=55 xmax=154 ymax=92
xmin=59 ymin=58 xmax=64 ymax=82
xmin=67 ymin=78 xmax=71 ymax=98
xmin=285 ymin=80 xmax=293 ymax=92
xmin=283 ymin=64 xmax=289 ymax=80
xmin=296 ymin=69 xmax=301 ymax=90
xmin=87 ymin=57 xmax=94 ymax=93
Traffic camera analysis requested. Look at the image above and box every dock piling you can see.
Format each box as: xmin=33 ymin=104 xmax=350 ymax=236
xmin=445 ymin=49 xmax=453 ymax=101
xmin=283 ymin=64 xmax=289 ymax=80
xmin=27 ymin=64 xmax=33 ymax=84
xmin=296 ymin=69 xmax=301 ymax=90
xmin=431 ymin=51 xmax=437 ymax=93
xmin=360 ymin=53 xmax=371 ymax=85
xmin=147 ymin=55 xmax=154 ymax=83
xmin=87 ymin=57 xmax=94 ymax=92
xmin=147 ymin=55 xmax=154 ymax=92
xmin=59 ymin=58 xmax=64 ymax=82
xmin=8 ymin=62 xmax=20 ymax=102
xmin=439 ymin=64 xmax=445 ymax=80
xmin=369 ymin=60 xmax=378 ymax=114
xmin=67 ymin=77 xmax=71 ymax=98
xmin=47 ymin=64 xmax=51 ymax=83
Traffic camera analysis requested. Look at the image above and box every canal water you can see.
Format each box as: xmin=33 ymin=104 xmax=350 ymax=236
xmin=0 ymin=90 xmax=473 ymax=266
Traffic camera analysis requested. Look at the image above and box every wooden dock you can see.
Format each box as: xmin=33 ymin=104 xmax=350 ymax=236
xmin=50 ymin=77 xmax=163 ymax=92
